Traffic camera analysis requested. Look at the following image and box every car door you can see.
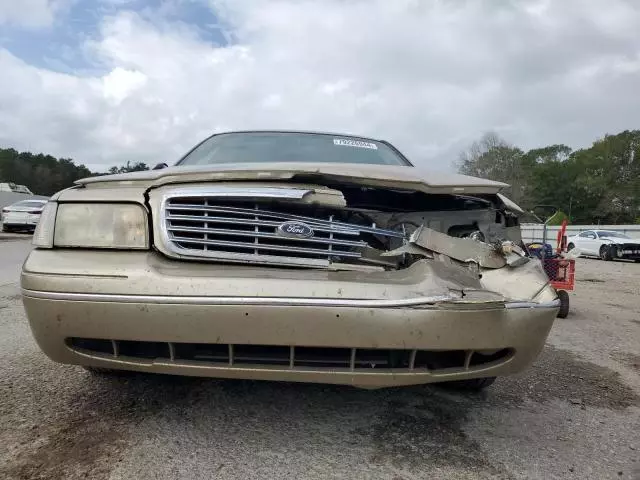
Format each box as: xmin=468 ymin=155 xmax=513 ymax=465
xmin=573 ymin=231 xmax=593 ymax=255
xmin=580 ymin=231 xmax=598 ymax=255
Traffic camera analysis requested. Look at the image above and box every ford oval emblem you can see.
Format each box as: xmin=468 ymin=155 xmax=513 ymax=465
xmin=277 ymin=221 xmax=314 ymax=239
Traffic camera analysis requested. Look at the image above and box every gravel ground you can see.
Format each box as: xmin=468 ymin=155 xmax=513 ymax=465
xmin=1 ymin=239 xmax=638 ymax=479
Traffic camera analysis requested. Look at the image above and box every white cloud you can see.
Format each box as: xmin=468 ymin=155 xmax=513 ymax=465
xmin=102 ymin=67 xmax=147 ymax=104
xmin=1 ymin=0 xmax=640 ymax=171
xmin=0 ymin=0 xmax=66 ymax=28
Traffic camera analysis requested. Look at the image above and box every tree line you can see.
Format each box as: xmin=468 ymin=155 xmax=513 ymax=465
xmin=458 ymin=130 xmax=640 ymax=224
xmin=0 ymin=148 xmax=149 ymax=196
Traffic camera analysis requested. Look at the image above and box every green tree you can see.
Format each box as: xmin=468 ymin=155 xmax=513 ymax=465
xmin=458 ymin=132 xmax=529 ymax=204
xmin=107 ymin=161 xmax=150 ymax=174
xmin=555 ymin=131 xmax=640 ymax=224
xmin=458 ymin=131 xmax=640 ymax=224
xmin=0 ymin=147 xmax=92 ymax=196
xmin=525 ymin=145 xmax=576 ymax=217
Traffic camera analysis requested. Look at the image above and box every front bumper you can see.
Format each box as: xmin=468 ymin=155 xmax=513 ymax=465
xmin=615 ymin=247 xmax=640 ymax=260
xmin=21 ymin=250 xmax=558 ymax=388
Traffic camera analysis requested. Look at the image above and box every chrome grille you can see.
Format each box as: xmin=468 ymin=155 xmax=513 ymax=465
xmin=160 ymin=193 xmax=404 ymax=268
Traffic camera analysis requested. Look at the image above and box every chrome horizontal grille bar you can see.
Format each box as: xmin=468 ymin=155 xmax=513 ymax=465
xmin=159 ymin=191 xmax=404 ymax=268
xmin=167 ymin=225 xmax=366 ymax=247
xmin=168 ymin=233 xmax=364 ymax=257
xmin=167 ymin=204 xmax=404 ymax=238
xmin=165 ymin=213 xmax=360 ymax=235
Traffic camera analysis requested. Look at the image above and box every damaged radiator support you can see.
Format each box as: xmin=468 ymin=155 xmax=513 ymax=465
xmin=384 ymin=225 xmax=529 ymax=269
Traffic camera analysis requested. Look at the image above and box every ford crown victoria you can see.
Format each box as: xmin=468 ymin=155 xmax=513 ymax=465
xmin=21 ymin=131 xmax=558 ymax=390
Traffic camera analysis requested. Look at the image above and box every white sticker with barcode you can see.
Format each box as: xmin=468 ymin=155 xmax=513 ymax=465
xmin=333 ymin=138 xmax=378 ymax=150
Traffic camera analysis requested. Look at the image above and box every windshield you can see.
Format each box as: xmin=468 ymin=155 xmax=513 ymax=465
xmin=177 ymin=132 xmax=411 ymax=167
xmin=597 ymin=231 xmax=630 ymax=239
xmin=12 ymin=201 xmax=46 ymax=208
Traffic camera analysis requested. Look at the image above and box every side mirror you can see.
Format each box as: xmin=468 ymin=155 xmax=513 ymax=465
xmin=152 ymin=162 xmax=168 ymax=170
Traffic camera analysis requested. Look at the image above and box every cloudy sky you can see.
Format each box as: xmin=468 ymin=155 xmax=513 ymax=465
xmin=0 ymin=0 xmax=639 ymax=172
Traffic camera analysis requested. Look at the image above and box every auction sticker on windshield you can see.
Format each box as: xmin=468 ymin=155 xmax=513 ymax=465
xmin=333 ymin=138 xmax=378 ymax=149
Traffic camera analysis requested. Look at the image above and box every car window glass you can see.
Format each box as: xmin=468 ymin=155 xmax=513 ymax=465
xmin=596 ymin=230 xmax=630 ymax=239
xmin=178 ymin=132 xmax=411 ymax=167
xmin=12 ymin=201 xmax=46 ymax=208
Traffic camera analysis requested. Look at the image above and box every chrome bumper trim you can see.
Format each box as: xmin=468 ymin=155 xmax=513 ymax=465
xmin=505 ymin=300 xmax=560 ymax=309
xmin=21 ymin=288 xmax=560 ymax=310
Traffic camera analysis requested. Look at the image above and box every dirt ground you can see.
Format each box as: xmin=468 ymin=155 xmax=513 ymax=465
xmin=1 ymin=239 xmax=638 ymax=479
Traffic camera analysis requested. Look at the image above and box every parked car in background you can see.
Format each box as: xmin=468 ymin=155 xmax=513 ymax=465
xmin=567 ymin=230 xmax=640 ymax=261
xmin=1 ymin=199 xmax=48 ymax=232
xmin=0 ymin=182 xmax=34 ymax=194
xmin=21 ymin=130 xmax=559 ymax=391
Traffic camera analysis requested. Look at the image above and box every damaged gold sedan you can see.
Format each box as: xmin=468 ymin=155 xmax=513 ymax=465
xmin=21 ymin=131 xmax=558 ymax=390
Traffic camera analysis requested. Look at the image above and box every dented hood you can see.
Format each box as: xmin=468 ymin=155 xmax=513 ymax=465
xmin=75 ymin=162 xmax=508 ymax=195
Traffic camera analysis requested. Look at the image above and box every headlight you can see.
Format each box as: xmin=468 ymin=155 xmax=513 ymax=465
xmin=53 ymin=203 xmax=148 ymax=249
